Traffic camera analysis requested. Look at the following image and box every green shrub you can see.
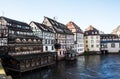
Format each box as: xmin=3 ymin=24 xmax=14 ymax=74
xmin=84 ymin=51 xmax=89 ymax=56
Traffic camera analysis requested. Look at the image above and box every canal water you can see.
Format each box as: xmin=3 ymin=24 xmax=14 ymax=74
xmin=2 ymin=54 xmax=120 ymax=79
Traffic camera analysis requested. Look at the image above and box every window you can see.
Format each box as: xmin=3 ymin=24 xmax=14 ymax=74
xmin=86 ymin=41 xmax=88 ymax=43
xmin=0 ymin=26 xmax=8 ymax=37
xmin=96 ymin=45 xmax=99 ymax=48
xmin=33 ymin=39 xmax=37 ymax=43
xmin=91 ymin=45 xmax=94 ymax=48
xmin=111 ymin=43 xmax=115 ymax=48
xmin=92 ymin=32 xmax=94 ymax=34
xmin=16 ymin=38 xmax=21 ymax=43
xmin=0 ymin=38 xmax=7 ymax=46
xmin=96 ymin=40 xmax=99 ymax=43
xmin=96 ymin=36 xmax=99 ymax=39
xmin=86 ymin=37 xmax=88 ymax=39
xmin=28 ymin=39 xmax=32 ymax=43
xmin=17 ymin=31 xmax=20 ymax=35
xmin=86 ymin=32 xmax=88 ymax=35
xmin=91 ymin=40 xmax=94 ymax=43
xmin=60 ymin=51 xmax=61 ymax=55
xmin=95 ymin=32 xmax=97 ymax=34
xmin=45 ymin=46 xmax=48 ymax=51
xmin=86 ymin=45 xmax=88 ymax=47
xmin=52 ymin=46 xmax=54 ymax=50
xmin=104 ymin=44 xmax=107 ymax=48
xmin=22 ymin=39 xmax=26 ymax=43
xmin=91 ymin=36 xmax=93 ymax=39
xmin=45 ymin=39 xmax=47 ymax=44
xmin=119 ymin=43 xmax=120 ymax=48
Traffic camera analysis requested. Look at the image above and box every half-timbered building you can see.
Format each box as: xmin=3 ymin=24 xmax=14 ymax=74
xmin=42 ymin=17 xmax=74 ymax=60
xmin=66 ymin=21 xmax=84 ymax=55
xmin=30 ymin=21 xmax=55 ymax=52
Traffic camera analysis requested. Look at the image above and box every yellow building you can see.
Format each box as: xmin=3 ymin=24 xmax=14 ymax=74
xmin=84 ymin=25 xmax=101 ymax=54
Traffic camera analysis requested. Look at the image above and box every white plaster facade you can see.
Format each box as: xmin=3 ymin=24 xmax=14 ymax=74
xmin=101 ymin=43 xmax=120 ymax=53
xmin=101 ymin=34 xmax=120 ymax=53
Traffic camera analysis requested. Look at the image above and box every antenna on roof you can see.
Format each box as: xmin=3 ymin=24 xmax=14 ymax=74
xmin=53 ymin=16 xmax=58 ymax=21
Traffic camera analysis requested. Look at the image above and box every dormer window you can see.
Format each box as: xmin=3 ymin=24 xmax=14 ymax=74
xmin=33 ymin=39 xmax=37 ymax=43
xmin=11 ymin=31 xmax=14 ymax=34
xmin=16 ymin=38 xmax=21 ymax=43
xmin=38 ymin=39 xmax=41 ymax=43
xmin=22 ymin=39 xmax=26 ymax=43
xmin=95 ymin=32 xmax=97 ymax=34
xmin=17 ymin=31 xmax=20 ymax=34
xmin=28 ymin=39 xmax=32 ymax=43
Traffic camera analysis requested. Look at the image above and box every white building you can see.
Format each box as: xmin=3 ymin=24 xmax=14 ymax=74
xmin=66 ymin=21 xmax=84 ymax=55
xmin=101 ymin=34 xmax=120 ymax=53
xmin=30 ymin=21 xmax=55 ymax=52
xmin=42 ymin=17 xmax=74 ymax=60
xmin=84 ymin=25 xmax=101 ymax=54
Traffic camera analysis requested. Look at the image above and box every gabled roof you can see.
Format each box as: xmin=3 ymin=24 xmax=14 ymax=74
xmin=111 ymin=25 xmax=120 ymax=35
xmin=84 ymin=25 xmax=100 ymax=36
xmin=44 ymin=17 xmax=73 ymax=34
xmin=67 ymin=21 xmax=84 ymax=34
xmin=0 ymin=16 xmax=29 ymax=27
xmin=0 ymin=16 xmax=32 ymax=32
xmin=31 ymin=21 xmax=54 ymax=33
xmin=85 ymin=25 xmax=98 ymax=31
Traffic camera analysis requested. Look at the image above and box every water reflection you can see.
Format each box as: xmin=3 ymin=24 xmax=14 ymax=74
xmin=8 ymin=54 xmax=120 ymax=79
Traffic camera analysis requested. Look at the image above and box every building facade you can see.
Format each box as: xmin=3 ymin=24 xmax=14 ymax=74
xmin=42 ymin=17 xmax=74 ymax=60
xmin=0 ymin=16 xmax=56 ymax=73
xmin=84 ymin=25 xmax=100 ymax=54
xmin=101 ymin=34 xmax=120 ymax=53
xmin=66 ymin=21 xmax=84 ymax=55
xmin=30 ymin=21 xmax=55 ymax=52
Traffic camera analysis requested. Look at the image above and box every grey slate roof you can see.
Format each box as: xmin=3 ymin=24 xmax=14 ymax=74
xmin=31 ymin=21 xmax=54 ymax=33
xmin=0 ymin=16 xmax=32 ymax=32
xmin=45 ymin=17 xmax=73 ymax=35
xmin=0 ymin=16 xmax=29 ymax=27
xmin=84 ymin=25 xmax=99 ymax=36
xmin=67 ymin=21 xmax=84 ymax=34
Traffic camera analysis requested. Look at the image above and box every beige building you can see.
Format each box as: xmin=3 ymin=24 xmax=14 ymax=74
xmin=84 ymin=25 xmax=100 ymax=54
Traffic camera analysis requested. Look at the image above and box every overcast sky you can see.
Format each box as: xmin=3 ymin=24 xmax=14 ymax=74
xmin=0 ymin=0 xmax=120 ymax=33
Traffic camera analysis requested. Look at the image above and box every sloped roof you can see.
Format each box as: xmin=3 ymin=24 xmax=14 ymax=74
xmin=111 ymin=25 xmax=120 ymax=35
xmin=67 ymin=21 xmax=84 ymax=33
xmin=45 ymin=17 xmax=73 ymax=34
xmin=0 ymin=16 xmax=29 ymax=27
xmin=0 ymin=16 xmax=32 ymax=32
xmin=84 ymin=25 xmax=100 ymax=36
xmin=100 ymin=34 xmax=118 ymax=37
xmin=32 ymin=21 xmax=54 ymax=33
xmin=85 ymin=25 xmax=98 ymax=31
